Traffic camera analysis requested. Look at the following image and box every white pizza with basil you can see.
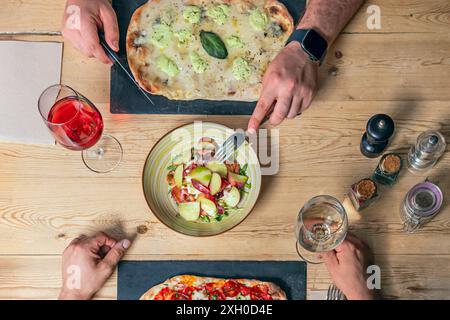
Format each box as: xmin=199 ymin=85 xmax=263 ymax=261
xmin=126 ymin=0 xmax=294 ymax=100
xmin=139 ymin=275 xmax=287 ymax=300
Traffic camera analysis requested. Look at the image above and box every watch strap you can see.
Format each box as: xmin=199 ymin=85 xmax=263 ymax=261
xmin=286 ymin=29 xmax=327 ymax=65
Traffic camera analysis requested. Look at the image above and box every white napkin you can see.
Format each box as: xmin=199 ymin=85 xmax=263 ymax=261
xmin=0 ymin=40 xmax=62 ymax=144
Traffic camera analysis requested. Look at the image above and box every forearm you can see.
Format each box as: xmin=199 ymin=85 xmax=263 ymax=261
xmin=298 ymin=0 xmax=365 ymax=45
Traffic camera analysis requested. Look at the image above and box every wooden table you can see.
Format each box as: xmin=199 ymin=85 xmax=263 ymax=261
xmin=1 ymin=0 xmax=449 ymax=300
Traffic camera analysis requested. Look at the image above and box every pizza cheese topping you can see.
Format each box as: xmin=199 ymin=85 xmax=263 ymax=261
xmin=206 ymin=4 xmax=231 ymax=25
xmin=157 ymin=55 xmax=179 ymax=77
xmin=183 ymin=5 xmax=202 ymax=24
xmin=232 ymin=57 xmax=251 ymax=80
xmin=226 ymin=35 xmax=245 ymax=49
xmin=174 ymin=28 xmax=195 ymax=46
xmin=249 ymin=9 xmax=269 ymax=31
xmin=190 ymin=52 xmax=209 ymax=74
xmin=149 ymin=24 xmax=172 ymax=49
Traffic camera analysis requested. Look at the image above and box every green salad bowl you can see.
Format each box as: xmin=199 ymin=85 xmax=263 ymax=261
xmin=142 ymin=122 xmax=261 ymax=236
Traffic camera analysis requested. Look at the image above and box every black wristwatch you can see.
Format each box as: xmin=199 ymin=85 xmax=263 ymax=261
xmin=286 ymin=29 xmax=328 ymax=65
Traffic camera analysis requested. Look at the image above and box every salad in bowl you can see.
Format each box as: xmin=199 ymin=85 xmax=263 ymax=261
xmin=166 ymin=137 xmax=251 ymax=223
xmin=142 ymin=122 xmax=261 ymax=236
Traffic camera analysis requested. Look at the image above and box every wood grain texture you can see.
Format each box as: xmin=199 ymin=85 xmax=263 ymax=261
xmin=1 ymin=0 xmax=450 ymax=300
xmin=1 ymin=1 xmax=449 ymax=34
xmin=0 ymin=254 xmax=449 ymax=300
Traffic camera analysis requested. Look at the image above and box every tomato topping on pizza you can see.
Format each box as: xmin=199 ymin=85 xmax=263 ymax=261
xmin=143 ymin=276 xmax=284 ymax=300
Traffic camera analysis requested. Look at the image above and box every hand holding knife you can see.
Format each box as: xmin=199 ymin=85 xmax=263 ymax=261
xmin=98 ymin=32 xmax=155 ymax=106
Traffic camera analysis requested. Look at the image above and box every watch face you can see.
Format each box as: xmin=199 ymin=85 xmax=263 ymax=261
xmin=302 ymin=29 xmax=327 ymax=60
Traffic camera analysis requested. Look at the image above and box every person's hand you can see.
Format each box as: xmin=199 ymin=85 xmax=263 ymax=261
xmin=322 ymin=234 xmax=375 ymax=300
xmin=247 ymin=41 xmax=319 ymax=133
xmin=59 ymin=232 xmax=132 ymax=300
xmin=61 ymin=0 xmax=119 ymax=65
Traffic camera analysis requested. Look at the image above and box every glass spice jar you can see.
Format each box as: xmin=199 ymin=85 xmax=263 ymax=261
xmin=400 ymin=180 xmax=443 ymax=233
xmin=348 ymin=178 xmax=379 ymax=211
xmin=373 ymin=153 xmax=403 ymax=186
xmin=407 ymin=130 xmax=446 ymax=173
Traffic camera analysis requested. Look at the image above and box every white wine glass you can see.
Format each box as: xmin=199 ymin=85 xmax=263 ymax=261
xmin=295 ymin=195 xmax=348 ymax=264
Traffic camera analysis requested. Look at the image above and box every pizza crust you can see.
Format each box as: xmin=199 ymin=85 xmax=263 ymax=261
xmin=126 ymin=0 xmax=294 ymax=101
xmin=139 ymin=274 xmax=287 ymax=300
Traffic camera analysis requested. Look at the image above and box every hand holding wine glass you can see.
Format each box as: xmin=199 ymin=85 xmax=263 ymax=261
xmin=321 ymin=234 xmax=375 ymax=300
xmin=295 ymin=195 xmax=348 ymax=264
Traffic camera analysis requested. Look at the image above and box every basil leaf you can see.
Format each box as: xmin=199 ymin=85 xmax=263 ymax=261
xmin=200 ymin=31 xmax=228 ymax=59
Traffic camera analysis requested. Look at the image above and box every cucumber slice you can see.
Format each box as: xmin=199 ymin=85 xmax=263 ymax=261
xmin=187 ymin=167 xmax=212 ymax=187
xmin=223 ymin=186 xmax=240 ymax=208
xmin=178 ymin=202 xmax=201 ymax=221
xmin=199 ymin=198 xmax=218 ymax=217
xmin=206 ymin=161 xmax=227 ymax=178
xmin=174 ymin=164 xmax=184 ymax=188
xmin=209 ymin=172 xmax=222 ymax=195
xmin=228 ymin=172 xmax=248 ymax=188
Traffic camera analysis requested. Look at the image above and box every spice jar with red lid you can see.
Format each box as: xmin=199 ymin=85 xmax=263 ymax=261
xmin=348 ymin=178 xmax=379 ymax=211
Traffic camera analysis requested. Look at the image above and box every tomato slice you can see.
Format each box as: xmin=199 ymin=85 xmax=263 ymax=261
xmin=171 ymin=186 xmax=185 ymax=203
xmin=239 ymin=285 xmax=251 ymax=296
xmin=191 ymin=179 xmax=210 ymax=194
xmin=220 ymin=179 xmax=230 ymax=191
xmin=154 ymin=287 xmax=172 ymax=300
xmin=171 ymin=292 xmax=191 ymax=300
xmin=204 ymin=282 xmax=216 ymax=293
xmin=209 ymin=289 xmax=225 ymax=300
xmin=223 ymin=280 xmax=240 ymax=298
xmin=250 ymin=285 xmax=272 ymax=300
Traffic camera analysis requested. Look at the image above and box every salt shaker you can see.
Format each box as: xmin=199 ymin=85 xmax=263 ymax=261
xmin=407 ymin=130 xmax=446 ymax=173
xmin=400 ymin=180 xmax=443 ymax=233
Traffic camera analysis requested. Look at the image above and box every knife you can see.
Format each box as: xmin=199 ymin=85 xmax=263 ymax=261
xmin=98 ymin=33 xmax=155 ymax=106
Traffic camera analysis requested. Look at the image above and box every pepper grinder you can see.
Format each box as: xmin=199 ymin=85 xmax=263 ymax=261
xmin=360 ymin=114 xmax=395 ymax=158
xmin=407 ymin=130 xmax=446 ymax=173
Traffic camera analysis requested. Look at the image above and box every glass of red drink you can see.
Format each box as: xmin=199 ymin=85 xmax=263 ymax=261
xmin=38 ymin=84 xmax=122 ymax=173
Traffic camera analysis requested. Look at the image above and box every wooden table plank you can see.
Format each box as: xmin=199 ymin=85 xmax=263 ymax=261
xmin=0 ymin=102 xmax=449 ymax=256
xmin=3 ymin=31 xmax=450 ymax=103
xmin=1 ymin=254 xmax=449 ymax=300
xmin=2 ymin=0 xmax=449 ymax=34
xmin=1 ymin=0 xmax=449 ymax=300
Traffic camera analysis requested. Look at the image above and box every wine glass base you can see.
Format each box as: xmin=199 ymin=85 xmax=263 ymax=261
xmin=295 ymin=241 xmax=325 ymax=264
xmin=82 ymin=134 xmax=123 ymax=173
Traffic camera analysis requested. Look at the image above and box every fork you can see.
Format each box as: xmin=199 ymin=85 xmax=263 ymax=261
xmin=327 ymin=284 xmax=346 ymax=300
xmin=214 ymin=109 xmax=283 ymax=163
xmin=214 ymin=132 xmax=247 ymax=163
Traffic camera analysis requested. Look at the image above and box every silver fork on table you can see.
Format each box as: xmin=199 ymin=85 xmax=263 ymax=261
xmin=327 ymin=284 xmax=347 ymax=300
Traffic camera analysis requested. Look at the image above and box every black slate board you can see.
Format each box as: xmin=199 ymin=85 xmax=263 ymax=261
xmin=110 ymin=0 xmax=306 ymax=114
xmin=118 ymin=260 xmax=307 ymax=300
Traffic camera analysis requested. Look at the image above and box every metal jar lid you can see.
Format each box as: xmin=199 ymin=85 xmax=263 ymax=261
xmin=404 ymin=181 xmax=443 ymax=219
